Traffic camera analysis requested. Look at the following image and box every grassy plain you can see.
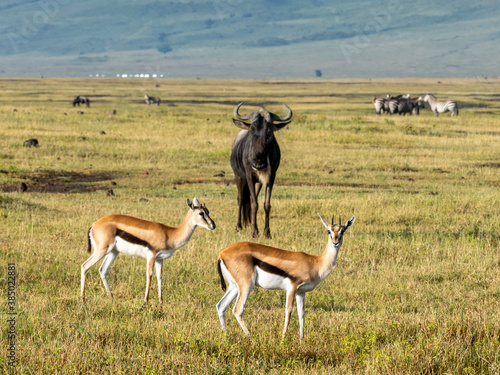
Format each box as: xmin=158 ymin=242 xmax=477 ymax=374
xmin=0 ymin=78 xmax=499 ymax=374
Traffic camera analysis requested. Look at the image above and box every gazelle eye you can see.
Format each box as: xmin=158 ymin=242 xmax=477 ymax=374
xmin=199 ymin=211 xmax=204 ymax=216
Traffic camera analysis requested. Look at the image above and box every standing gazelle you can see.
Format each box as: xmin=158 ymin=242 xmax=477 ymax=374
xmin=216 ymin=214 xmax=355 ymax=339
xmin=81 ymin=198 xmax=215 ymax=303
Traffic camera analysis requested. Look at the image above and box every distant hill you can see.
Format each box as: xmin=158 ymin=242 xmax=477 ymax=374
xmin=1 ymin=0 xmax=499 ymax=78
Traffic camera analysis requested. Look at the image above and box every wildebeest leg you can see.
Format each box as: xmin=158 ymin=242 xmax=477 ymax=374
xmin=235 ymin=176 xmax=246 ymax=232
xmin=263 ymin=176 xmax=275 ymax=239
xmin=247 ymin=173 xmax=259 ymax=238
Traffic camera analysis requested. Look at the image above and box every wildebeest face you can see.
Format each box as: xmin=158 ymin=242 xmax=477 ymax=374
xmin=232 ymin=102 xmax=292 ymax=171
xmin=249 ymin=117 xmax=273 ymax=170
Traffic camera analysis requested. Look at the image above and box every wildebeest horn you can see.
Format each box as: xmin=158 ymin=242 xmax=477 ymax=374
xmin=233 ymin=102 xmax=254 ymax=121
xmin=272 ymin=103 xmax=293 ymax=122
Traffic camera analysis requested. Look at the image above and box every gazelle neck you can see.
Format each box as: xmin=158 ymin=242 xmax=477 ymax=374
xmin=318 ymin=239 xmax=342 ymax=280
xmin=170 ymin=211 xmax=197 ymax=249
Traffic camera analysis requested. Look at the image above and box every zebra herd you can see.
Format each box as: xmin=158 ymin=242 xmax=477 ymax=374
xmin=374 ymin=93 xmax=459 ymax=116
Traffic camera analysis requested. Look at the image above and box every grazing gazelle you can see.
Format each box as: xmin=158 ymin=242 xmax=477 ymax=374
xmin=81 ymin=198 xmax=215 ymax=303
xmin=216 ymin=214 xmax=355 ymax=339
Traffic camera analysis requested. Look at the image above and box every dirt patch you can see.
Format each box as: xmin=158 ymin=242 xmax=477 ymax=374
xmin=174 ymin=177 xmax=234 ymax=186
xmin=477 ymin=163 xmax=500 ymax=169
xmin=1 ymin=170 xmax=116 ymax=193
xmin=173 ymin=178 xmax=386 ymax=190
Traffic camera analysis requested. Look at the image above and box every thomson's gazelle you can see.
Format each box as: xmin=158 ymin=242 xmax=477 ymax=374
xmin=81 ymin=198 xmax=215 ymax=303
xmin=216 ymin=214 xmax=355 ymax=339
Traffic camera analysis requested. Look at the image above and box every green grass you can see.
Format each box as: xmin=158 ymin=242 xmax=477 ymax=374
xmin=0 ymin=78 xmax=499 ymax=374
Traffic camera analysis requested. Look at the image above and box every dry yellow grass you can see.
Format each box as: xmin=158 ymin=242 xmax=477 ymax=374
xmin=0 ymin=78 xmax=499 ymax=374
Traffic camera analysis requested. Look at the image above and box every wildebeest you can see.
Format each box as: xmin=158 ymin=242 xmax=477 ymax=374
xmin=23 ymin=138 xmax=39 ymax=147
xmin=230 ymin=102 xmax=293 ymax=239
xmin=144 ymin=95 xmax=161 ymax=105
xmin=73 ymin=96 xmax=90 ymax=107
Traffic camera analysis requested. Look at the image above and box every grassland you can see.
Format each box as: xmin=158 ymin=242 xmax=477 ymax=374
xmin=0 ymin=77 xmax=499 ymax=374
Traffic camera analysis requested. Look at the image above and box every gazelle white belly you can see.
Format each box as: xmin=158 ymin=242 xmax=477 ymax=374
xmin=114 ymin=237 xmax=149 ymax=258
xmin=254 ymin=267 xmax=289 ymax=290
xmin=113 ymin=237 xmax=175 ymax=261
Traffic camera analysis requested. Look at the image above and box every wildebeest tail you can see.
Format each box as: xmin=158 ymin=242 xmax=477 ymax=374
xmin=217 ymin=259 xmax=227 ymax=292
xmin=241 ymin=181 xmax=251 ymax=227
xmin=87 ymin=227 xmax=92 ymax=253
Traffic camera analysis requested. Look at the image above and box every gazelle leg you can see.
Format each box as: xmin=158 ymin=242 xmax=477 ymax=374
xmin=232 ymin=282 xmax=255 ymax=336
xmin=144 ymin=252 xmax=156 ymax=303
xmin=282 ymin=287 xmax=297 ymax=338
xmin=216 ymin=283 xmax=238 ymax=331
xmin=295 ymin=292 xmax=306 ymax=339
xmin=155 ymin=260 xmax=164 ymax=303
xmin=98 ymin=249 xmax=119 ymax=301
xmin=80 ymin=245 xmax=111 ymax=301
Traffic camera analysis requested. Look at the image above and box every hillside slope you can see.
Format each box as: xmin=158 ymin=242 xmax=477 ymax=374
xmin=1 ymin=0 xmax=499 ymax=78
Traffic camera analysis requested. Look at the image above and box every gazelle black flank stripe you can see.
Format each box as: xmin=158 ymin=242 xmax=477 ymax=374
xmin=252 ymin=257 xmax=298 ymax=283
xmin=116 ymin=229 xmax=155 ymax=250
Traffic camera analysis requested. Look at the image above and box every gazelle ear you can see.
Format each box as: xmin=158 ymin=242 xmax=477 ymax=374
xmin=187 ymin=199 xmax=193 ymax=210
xmin=192 ymin=197 xmax=200 ymax=207
xmin=344 ymin=216 xmax=355 ymax=230
xmin=318 ymin=214 xmax=330 ymax=229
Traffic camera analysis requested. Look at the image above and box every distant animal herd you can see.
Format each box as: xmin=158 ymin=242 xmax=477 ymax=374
xmin=18 ymin=90 xmax=459 ymax=338
xmin=374 ymin=93 xmax=459 ymax=116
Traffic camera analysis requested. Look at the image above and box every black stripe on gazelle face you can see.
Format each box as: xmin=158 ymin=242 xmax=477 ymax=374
xmin=187 ymin=198 xmax=216 ymax=230
xmin=197 ymin=207 xmax=211 ymax=224
xmin=327 ymin=225 xmax=342 ymax=244
xmin=195 ymin=206 xmax=216 ymax=230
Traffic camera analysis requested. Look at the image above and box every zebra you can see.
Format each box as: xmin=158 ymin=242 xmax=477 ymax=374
xmin=410 ymin=97 xmax=425 ymax=115
xmin=397 ymin=96 xmax=424 ymax=116
xmin=373 ymin=97 xmax=386 ymax=114
xmin=386 ymin=94 xmax=404 ymax=115
xmin=423 ymin=93 xmax=458 ymax=116
xmin=144 ymin=94 xmax=161 ymax=106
